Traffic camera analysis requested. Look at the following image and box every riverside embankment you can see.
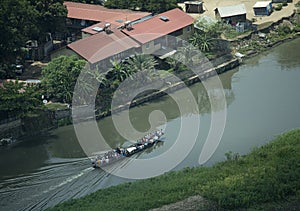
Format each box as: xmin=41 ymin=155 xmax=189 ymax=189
xmin=2 ymin=8 xmax=300 ymax=139
xmin=50 ymin=128 xmax=300 ymax=210
xmin=1 ymin=36 xmax=300 ymax=211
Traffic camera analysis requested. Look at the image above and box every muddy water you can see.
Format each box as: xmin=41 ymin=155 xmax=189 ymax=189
xmin=0 ymin=38 xmax=300 ymax=210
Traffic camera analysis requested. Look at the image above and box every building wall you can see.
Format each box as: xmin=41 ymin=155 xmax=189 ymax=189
xmin=185 ymin=3 xmax=203 ymax=13
xmin=215 ymin=10 xmax=247 ymax=23
xmin=141 ymin=41 xmax=162 ymax=55
xmin=51 ymin=46 xmax=80 ymax=60
xmin=181 ymin=25 xmax=194 ymax=40
xmin=93 ymin=48 xmax=141 ymax=72
xmin=254 ymin=5 xmax=272 ymax=16
xmin=82 ymin=32 xmax=92 ymax=39
xmin=272 ymin=0 xmax=292 ymax=2
xmin=140 ymin=25 xmax=193 ymax=55
xmin=233 ymin=14 xmax=246 ymax=23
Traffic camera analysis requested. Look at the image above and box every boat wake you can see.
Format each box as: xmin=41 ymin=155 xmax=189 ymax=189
xmin=0 ymin=157 xmax=122 ymax=211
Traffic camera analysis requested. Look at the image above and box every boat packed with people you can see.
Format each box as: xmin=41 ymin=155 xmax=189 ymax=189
xmin=91 ymin=129 xmax=164 ymax=168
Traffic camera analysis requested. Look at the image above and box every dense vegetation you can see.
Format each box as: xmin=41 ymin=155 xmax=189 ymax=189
xmin=0 ymin=80 xmax=43 ymax=119
xmin=50 ymin=129 xmax=300 ymax=210
xmin=67 ymin=0 xmax=181 ymax=13
xmin=0 ymin=0 xmax=67 ymax=78
xmin=104 ymin=0 xmax=179 ymax=13
xmin=41 ymin=56 xmax=86 ymax=103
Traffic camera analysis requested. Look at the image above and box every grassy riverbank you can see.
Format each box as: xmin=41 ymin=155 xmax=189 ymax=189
xmin=49 ymin=129 xmax=300 ymax=210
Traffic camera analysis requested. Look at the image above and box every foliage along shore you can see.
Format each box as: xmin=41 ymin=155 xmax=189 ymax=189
xmin=49 ymin=128 xmax=300 ymax=210
xmin=2 ymin=3 xmax=300 ymax=141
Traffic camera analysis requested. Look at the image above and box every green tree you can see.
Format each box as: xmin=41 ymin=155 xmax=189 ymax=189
xmin=30 ymin=0 xmax=67 ymax=35
xmin=0 ymin=0 xmax=67 ymax=78
xmin=190 ymin=21 xmax=223 ymax=53
xmin=41 ymin=56 xmax=86 ymax=103
xmin=104 ymin=0 xmax=178 ymax=13
xmin=145 ymin=0 xmax=178 ymax=13
xmin=127 ymin=54 xmax=157 ymax=73
xmin=0 ymin=80 xmax=43 ymax=118
xmin=108 ymin=60 xmax=129 ymax=83
xmin=125 ymin=54 xmax=158 ymax=86
xmin=0 ymin=0 xmax=38 ymax=74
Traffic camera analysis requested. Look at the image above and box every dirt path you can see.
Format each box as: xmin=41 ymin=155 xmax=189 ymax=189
xmin=149 ymin=195 xmax=217 ymax=211
xmin=179 ymin=0 xmax=298 ymax=26
xmin=19 ymin=61 xmax=48 ymax=80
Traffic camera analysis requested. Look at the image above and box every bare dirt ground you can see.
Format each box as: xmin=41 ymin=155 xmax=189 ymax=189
xmin=149 ymin=195 xmax=217 ymax=211
xmin=19 ymin=61 xmax=48 ymax=80
xmin=179 ymin=0 xmax=297 ymax=26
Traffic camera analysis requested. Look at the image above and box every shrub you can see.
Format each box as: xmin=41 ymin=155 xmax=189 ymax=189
xmin=277 ymin=25 xmax=292 ymax=36
xmin=275 ymin=4 xmax=283 ymax=11
xmin=282 ymin=2 xmax=288 ymax=7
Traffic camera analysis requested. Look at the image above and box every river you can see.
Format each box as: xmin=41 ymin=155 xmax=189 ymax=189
xmin=1 ymin=38 xmax=300 ymax=210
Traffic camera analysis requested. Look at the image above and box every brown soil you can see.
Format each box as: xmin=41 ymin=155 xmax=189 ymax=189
xmin=149 ymin=195 xmax=218 ymax=211
xmin=179 ymin=0 xmax=297 ymax=26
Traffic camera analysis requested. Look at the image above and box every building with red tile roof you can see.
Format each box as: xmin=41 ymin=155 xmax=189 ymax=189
xmin=65 ymin=6 xmax=195 ymax=67
xmin=81 ymin=22 xmax=118 ymax=36
xmin=64 ymin=1 xmax=151 ymax=28
xmin=121 ymin=8 xmax=194 ymax=44
xmin=68 ymin=29 xmax=140 ymax=65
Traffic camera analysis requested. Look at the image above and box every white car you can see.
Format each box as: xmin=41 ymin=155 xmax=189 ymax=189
xmin=15 ymin=64 xmax=24 ymax=74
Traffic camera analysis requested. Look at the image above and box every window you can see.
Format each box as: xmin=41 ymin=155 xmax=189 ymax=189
xmin=145 ymin=43 xmax=150 ymax=49
xmin=170 ymin=29 xmax=183 ymax=37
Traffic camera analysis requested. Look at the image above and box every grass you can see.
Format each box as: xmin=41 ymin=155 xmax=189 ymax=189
xmin=49 ymin=128 xmax=300 ymax=210
xmin=257 ymin=21 xmax=273 ymax=31
xmin=45 ymin=102 xmax=69 ymax=110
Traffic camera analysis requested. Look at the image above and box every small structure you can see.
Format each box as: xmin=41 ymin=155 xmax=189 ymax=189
xmin=194 ymin=16 xmax=217 ymax=31
xmin=272 ymin=0 xmax=292 ymax=3
xmin=184 ymin=1 xmax=203 ymax=13
xmin=215 ymin=4 xmax=247 ymax=24
xmin=253 ymin=1 xmax=273 ymax=16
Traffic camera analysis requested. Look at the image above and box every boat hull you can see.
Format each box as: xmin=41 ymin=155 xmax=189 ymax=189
xmin=91 ymin=131 xmax=164 ymax=168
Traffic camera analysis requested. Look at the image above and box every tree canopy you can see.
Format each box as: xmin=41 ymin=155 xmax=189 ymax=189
xmin=0 ymin=80 xmax=43 ymax=118
xmin=104 ymin=0 xmax=179 ymax=13
xmin=0 ymin=0 xmax=67 ymax=78
xmin=41 ymin=56 xmax=86 ymax=103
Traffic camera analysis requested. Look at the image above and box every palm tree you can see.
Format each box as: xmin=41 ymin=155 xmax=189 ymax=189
xmin=190 ymin=33 xmax=213 ymax=53
xmin=127 ymin=54 xmax=157 ymax=73
xmin=126 ymin=54 xmax=158 ymax=84
xmin=108 ymin=59 xmax=129 ymax=82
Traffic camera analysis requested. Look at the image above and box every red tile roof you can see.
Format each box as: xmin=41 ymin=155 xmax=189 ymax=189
xmin=81 ymin=22 xmax=118 ymax=35
xmin=68 ymin=30 xmax=140 ymax=64
xmin=122 ymin=8 xmax=194 ymax=44
xmin=64 ymin=1 xmax=150 ymax=26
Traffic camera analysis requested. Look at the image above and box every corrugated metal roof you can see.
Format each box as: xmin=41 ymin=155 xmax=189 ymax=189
xmin=64 ymin=1 xmax=150 ymax=24
xmin=184 ymin=1 xmax=203 ymax=5
xmin=253 ymin=1 xmax=272 ymax=8
xmin=121 ymin=8 xmax=194 ymax=44
xmin=82 ymin=22 xmax=119 ymax=35
xmin=68 ymin=30 xmax=140 ymax=64
xmin=216 ymin=4 xmax=246 ymax=18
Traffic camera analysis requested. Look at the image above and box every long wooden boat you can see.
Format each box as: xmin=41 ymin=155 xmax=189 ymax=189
xmin=91 ymin=130 xmax=164 ymax=168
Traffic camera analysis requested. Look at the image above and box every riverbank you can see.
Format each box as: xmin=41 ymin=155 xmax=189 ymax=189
xmin=231 ymin=9 xmax=300 ymax=58
xmin=2 ymin=7 xmax=300 ymax=140
xmin=45 ymin=5 xmax=300 ymax=121
xmin=49 ymin=128 xmax=300 ymax=210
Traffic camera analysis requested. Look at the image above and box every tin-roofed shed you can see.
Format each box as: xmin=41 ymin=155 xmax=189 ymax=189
xmin=215 ymin=4 xmax=247 ymax=23
xmin=253 ymin=1 xmax=273 ymax=16
xmin=184 ymin=1 xmax=203 ymax=13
